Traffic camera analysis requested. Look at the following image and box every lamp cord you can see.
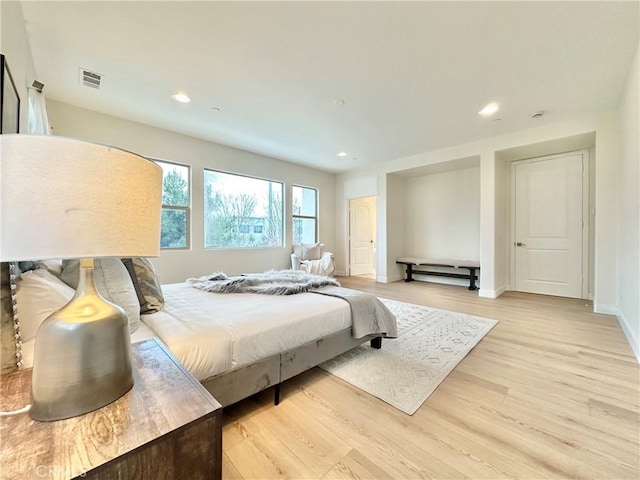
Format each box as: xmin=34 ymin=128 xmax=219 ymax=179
xmin=0 ymin=404 xmax=31 ymax=416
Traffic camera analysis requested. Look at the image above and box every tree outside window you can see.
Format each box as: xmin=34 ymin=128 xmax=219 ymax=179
xmin=204 ymin=170 xmax=283 ymax=248
xmin=154 ymin=159 xmax=190 ymax=249
xmin=292 ymin=185 xmax=317 ymax=244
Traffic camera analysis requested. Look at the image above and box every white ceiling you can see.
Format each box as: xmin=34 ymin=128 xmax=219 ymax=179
xmin=20 ymin=1 xmax=639 ymax=173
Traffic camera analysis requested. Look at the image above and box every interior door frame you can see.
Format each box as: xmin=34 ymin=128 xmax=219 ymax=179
xmin=509 ymin=150 xmax=590 ymax=299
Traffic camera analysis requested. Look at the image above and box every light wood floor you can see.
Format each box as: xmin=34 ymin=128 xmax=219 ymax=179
xmin=222 ymin=278 xmax=640 ymax=479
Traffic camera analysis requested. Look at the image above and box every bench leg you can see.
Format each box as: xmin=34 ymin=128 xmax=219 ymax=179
xmin=405 ymin=264 xmax=414 ymax=282
xmin=468 ymin=268 xmax=477 ymax=290
xmin=370 ymin=337 xmax=382 ymax=349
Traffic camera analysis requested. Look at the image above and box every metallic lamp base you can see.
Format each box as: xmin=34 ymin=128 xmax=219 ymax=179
xmin=29 ymin=263 xmax=133 ymax=422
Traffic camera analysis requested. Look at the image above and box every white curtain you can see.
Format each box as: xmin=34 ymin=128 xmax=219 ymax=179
xmin=27 ymin=88 xmax=51 ymax=135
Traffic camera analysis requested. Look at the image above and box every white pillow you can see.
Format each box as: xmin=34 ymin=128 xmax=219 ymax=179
xmin=294 ymin=242 xmax=322 ymax=261
xmin=16 ymin=269 xmax=75 ymax=342
xmin=61 ymin=259 xmax=141 ymax=333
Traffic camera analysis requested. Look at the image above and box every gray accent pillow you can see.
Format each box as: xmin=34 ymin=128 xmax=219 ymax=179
xmin=121 ymin=258 xmax=164 ymax=314
xmin=61 ymin=259 xmax=140 ymax=333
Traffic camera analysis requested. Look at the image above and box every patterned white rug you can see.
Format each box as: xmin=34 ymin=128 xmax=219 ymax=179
xmin=319 ymin=298 xmax=498 ymax=415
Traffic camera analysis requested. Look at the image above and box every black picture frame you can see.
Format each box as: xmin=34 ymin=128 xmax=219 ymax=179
xmin=0 ymin=54 xmax=20 ymax=134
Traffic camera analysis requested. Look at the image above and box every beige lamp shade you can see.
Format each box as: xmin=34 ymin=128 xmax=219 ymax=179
xmin=0 ymin=134 xmax=162 ymax=261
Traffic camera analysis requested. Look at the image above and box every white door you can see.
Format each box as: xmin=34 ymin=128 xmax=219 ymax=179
xmin=512 ymin=152 xmax=587 ymax=298
xmin=349 ymin=197 xmax=376 ymax=276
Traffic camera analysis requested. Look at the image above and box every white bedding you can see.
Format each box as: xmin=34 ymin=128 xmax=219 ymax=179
xmin=141 ymin=282 xmax=352 ymax=381
xmin=19 ymin=282 xmax=352 ymax=382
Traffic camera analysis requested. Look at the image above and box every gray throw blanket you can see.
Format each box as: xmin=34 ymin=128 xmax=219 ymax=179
xmin=312 ymin=286 xmax=398 ymax=339
xmin=187 ymin=270 xmax=340 ymax=295
xmin=187 ymin=270 xmax=398 ymax=339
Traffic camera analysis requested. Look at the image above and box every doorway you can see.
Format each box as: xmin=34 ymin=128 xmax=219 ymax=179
xmin=511 ymin=151 xmax=589 ymax=298
xmin=349 ymin=197 xmax=377 ymax=277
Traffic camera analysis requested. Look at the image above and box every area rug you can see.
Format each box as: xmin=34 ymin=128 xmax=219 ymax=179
xmin=319 ymin=298 xmax=498 ymax=415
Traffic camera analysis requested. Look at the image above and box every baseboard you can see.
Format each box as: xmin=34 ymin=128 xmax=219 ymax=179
xmin=593 ymin=303 xmax=618 ymax=316
xmin=617 ymin=311 xmax=640 ymax=364
xmin=478 ymin=285 xmax=506 ymax=299
xmin=334 ymin=269 xmax=346 ymax=277
xmin=377 ymin=274 xmax=403 ymax=284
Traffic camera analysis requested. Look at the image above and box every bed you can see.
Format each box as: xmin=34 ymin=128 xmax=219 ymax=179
xmin=1 ymin=261 xmax=397 ymax=407
xmin=142 ymin=281 xmax=391 ymax=405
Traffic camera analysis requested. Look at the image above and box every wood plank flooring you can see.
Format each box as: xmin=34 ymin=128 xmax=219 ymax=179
xmin=222 ymin=277 xmax=640 ymax=479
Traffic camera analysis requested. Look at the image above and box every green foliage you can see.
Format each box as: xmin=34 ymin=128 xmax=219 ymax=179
xmin=160 ymin=209 xmax=187 ymax=248
xmin=162 ymin=169 xmax=188 ymax=206
xmin=160 ymin=169 xmax=188 ymax=248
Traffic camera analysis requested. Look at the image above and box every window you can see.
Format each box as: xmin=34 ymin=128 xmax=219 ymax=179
xmin=154 ymin=159 xmax=190 ymax=249
xmin=204 ymin=170 xmax=283 ymax=248
xmin=292 ymin=185 xmax=317 ymax=244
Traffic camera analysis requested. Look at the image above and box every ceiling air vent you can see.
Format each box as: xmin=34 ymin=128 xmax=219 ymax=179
xmin=79 ymin=68 xmax=103 ymax=89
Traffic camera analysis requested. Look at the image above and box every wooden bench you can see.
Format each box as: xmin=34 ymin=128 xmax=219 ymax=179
xmin=396 ymin=257 xmax=480 ymax=290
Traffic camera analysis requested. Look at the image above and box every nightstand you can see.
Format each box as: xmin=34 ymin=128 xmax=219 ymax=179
xmin=0 ymin=338 xmax=222 ymax=479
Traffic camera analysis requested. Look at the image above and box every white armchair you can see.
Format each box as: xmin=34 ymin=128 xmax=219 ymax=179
xmin=291 ymin=243 xmax=335 ymax=276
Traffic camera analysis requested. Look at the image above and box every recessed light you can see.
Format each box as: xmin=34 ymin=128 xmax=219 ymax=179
xmin=336 ymin=152 xmax=347 ymax=157
xmin=333 ymin=99 xmax=345 ymax=106
xmin=211 ymin=107 xmax=220 ymax=112
xmin=172 ymin=93 xmax=191 ymax=103
xmin=531 ymin=111 xmax=545 ymax=119
xmin=479 ymin=103 xmax=499 ymax=116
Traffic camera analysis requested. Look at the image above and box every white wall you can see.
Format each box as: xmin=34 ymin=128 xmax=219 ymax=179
xmin=338 ymin=112 xmax=621 ymax=306
xmin=592 ymin=112 xmax=621 ymax=313
xmin=494 ymin=155 xmax=510 ymax=294
xmin=479 ymin=150 xmax=497 ymax=296
xmin=404 ymin=167 xmax=480 ymax=260
xmin=401 ymin=167 xmax=480 ymax=287
xmin=0 ymin=1 xmax=37 ymax=134
xmin=335 ymin=174 xmax=379 ymax=276
xmin=46 ymin=100 xmax=337 ymax=284
xmin=384 ymin=174 xmax=405 ymax=282
xmin=617 ymin=43 xmax=640 ymax=361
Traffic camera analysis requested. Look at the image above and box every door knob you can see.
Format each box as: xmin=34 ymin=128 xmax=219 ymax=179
xmin=516 ymin=242 xmax=526 ymax=247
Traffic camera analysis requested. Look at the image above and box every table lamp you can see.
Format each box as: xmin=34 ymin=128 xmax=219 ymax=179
xmin=0 ymin=134 xmax=162 ymax=421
